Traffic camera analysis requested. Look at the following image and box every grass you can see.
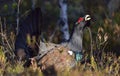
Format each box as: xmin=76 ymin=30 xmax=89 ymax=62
xmin=0 ymin=18 xmax=120 ymax=76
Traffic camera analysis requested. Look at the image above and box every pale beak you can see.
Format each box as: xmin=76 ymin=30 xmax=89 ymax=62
xmin=85 ymin=15 xmax=91 ymax=21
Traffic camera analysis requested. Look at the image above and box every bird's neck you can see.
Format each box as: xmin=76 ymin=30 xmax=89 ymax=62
xmin=68 ymin=27 xmax=83 ymax=52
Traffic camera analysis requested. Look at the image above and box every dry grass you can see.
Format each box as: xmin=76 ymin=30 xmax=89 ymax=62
xmin=0 ymin=18 xmax=120 ymax=76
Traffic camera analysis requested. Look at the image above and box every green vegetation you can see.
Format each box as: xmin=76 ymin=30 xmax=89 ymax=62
xmin=0 ymin=21 xmax=120 ymax=75
xmin=0 ymin=0 xmax=120 ymax=76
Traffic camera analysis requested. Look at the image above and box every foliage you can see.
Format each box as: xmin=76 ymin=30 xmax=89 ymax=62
xmin=0 ymin=0 xmax=120 ymax=76
xmin=0 ymin=18 xmax=120 ymax=75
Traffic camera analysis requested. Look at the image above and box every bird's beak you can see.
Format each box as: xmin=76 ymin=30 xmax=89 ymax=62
xmin=85 ymin=15 xmax=91 ymax=21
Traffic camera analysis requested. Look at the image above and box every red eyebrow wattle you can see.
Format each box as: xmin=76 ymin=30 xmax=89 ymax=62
xmin=77 ymin=17 xmax=84 ymax=23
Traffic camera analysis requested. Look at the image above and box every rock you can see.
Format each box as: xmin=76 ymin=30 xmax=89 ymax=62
xmin=37 ymin=45 xmax=76 ymax=72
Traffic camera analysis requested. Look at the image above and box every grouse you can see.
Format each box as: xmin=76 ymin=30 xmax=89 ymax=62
xmin=38 ymin=15 xmax=91 ymax=61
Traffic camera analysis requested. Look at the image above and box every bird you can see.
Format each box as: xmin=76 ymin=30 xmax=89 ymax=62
xmin=37 ymin=14 xmax=91 ymax=61
xmin=66 ymin=14 xmax=91 ymax=61
xmin=32 ymin=15 xmax=91 ymax=72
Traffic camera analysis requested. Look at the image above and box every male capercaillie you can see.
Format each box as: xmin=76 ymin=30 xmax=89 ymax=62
xmin=32 ymin=15 xmax=91 ymax=72
xmin=37 ymin=15 xmax=91 ymax=61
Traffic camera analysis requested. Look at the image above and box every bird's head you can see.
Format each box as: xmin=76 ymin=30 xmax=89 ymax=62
xmin=75 ymin=15 xmax=91 ymax=29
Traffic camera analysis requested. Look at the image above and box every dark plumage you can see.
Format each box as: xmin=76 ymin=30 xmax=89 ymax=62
xmin=15 ymin=7 xmax=91 ymax=61
xmin=35 ymin=15 xmax=91 ymax=72
xmin=39 ymin=15 xmax=91 ymax=57
xmin=15 ymin=7 xmax=42 ymax=58
xmin=67 ymin=15 xmax=91 ymax=52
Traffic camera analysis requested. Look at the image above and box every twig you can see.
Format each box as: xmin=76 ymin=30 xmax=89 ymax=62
xmin=0 ymin=18 xmax=15 ymax=57
xmin=33 ymin=45 xmax=60 ymax=61
xmin=49 ymin=25 xmax=59 ymax=42
xmin=16 ymin=0 xmax=22 ymax=35
xmin=86 ymin=27 xmax=93 ymax=57
xmin=0 ymin=17 xmax=5 ymax=50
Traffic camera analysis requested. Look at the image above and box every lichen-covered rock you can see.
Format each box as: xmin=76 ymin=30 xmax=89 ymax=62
xmin=38 ymin=46 xmax=76 ymax=72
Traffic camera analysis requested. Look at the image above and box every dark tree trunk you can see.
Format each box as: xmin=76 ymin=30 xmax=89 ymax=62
xmin=15 ymin=7 xmax=42 ymax=58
